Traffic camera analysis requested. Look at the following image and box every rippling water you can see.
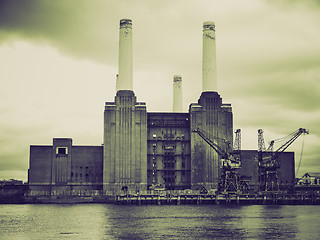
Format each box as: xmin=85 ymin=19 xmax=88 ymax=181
xmin=1 ymin=204 xmax=320 ymax=239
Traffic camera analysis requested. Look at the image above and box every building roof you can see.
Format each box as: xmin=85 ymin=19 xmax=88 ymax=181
xmin=302 ymin=172 xmax=320 ymax=178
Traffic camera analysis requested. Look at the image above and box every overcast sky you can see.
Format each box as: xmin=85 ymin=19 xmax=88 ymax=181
xmin=0 ymin=0 xmax=319 ymax=181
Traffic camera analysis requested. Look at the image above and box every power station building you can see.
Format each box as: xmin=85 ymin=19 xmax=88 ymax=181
xmin=28 ymin=19 xmax=295 ymax=196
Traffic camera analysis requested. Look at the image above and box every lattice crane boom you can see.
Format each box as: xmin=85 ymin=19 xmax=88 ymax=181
xmin=192 ymin=128 xmax=242 ymax=193
xmin=192 ymin=128 xmax=239 ymax=164
xmin=262 ymin=128 xmax=309 ymax=166
xmin=272 ymin=128 xmax=309 ymax=157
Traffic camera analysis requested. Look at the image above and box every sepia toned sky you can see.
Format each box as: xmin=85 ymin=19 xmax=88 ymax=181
xmin=0 ymin=0 xmax=319 ymax=181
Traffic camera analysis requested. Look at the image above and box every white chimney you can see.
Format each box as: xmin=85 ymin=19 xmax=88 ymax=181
xmin=173 ymin=75 xmax=182 ymax=112
xmin=116 ymin=19 xmax=133 ymax=91
xmin=202 ymin=21 xmax=217 ymax=92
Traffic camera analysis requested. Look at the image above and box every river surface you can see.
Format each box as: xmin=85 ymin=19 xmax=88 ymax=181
xmin=0 ymin=204 xmax=320 ymax=239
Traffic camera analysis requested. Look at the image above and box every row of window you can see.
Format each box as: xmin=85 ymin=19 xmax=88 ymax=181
xmin=71 ymin=166 xmax=90 ymax=170
xmin=150 ymin=143 xmax=186 ymax=148
xmin=152 ymin=133 xmax=186 ymax=139
xmin=71 ymin=172 xmax=102 ymax=179
xmin=71 ymin=172 xmax=92 ymax=178
xmin=150 ymin=160 xmax=186 ymax=169
xmin=148 ymin=171 xmax=187 ymax=176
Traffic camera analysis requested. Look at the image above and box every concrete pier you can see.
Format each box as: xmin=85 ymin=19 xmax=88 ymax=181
xmin=114 ymin=193 xmax=320 ymax=205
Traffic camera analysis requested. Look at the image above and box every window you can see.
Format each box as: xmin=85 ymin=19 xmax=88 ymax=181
xmin=56 ymin=147 xmax=68 ymax=155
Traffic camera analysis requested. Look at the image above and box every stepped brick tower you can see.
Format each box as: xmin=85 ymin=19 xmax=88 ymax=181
xmin=189 ymin=21 xmax=233 ymax=190
xmin=103 ymin=19 xmax=147 ymax=194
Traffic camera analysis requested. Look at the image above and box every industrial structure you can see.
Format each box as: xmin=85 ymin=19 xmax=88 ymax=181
xmin=28 ymin=19 xmax=298 ymax=196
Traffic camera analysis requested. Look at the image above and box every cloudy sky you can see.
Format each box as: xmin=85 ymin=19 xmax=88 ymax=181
xmin=0 ymin=0 xmax=319 ymax=181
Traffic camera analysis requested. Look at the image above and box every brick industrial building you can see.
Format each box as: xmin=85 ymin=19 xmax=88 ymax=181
xmin=28 ymin=19 xmax=295 ymax=196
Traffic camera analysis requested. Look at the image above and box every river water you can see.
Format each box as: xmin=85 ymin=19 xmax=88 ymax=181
xmin=0 ymin=204 xmax=319 ymax=239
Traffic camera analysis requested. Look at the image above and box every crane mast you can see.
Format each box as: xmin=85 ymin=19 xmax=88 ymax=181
xmin=258 ymin=129 xmax=266 ymax=152
xmin=192 ymin=128 xmax=241 ymax=193
xmin=259 ymin=128 xmax=309 ymax=192
xmin=234 ymin=129 xmax=241 ymax=152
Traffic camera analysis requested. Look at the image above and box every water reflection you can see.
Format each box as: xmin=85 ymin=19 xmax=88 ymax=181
xmin=104 ymin=205 xmax=249 ymax=239
xmin=294 ymin=206 xmax=320 ymax=239
xmin=236 ymin=205 xmax=298 ymax=239
xmin=0 ymin=204 xmax=320 ymax=239
xmin=258 ymin=206 xmax=297 ymax=239
xmin=0 ymin=204 xmax=108 ymax=239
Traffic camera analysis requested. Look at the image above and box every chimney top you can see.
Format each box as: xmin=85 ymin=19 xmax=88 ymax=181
xmin=120 ymin=19 xmax=132 ymax=28
xmin=203 ymin=21 xmax=215 ymax=31
xmin=173 ymin=75 xmax=182 ymax=82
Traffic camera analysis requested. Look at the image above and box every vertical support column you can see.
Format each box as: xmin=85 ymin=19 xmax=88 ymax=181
xmin=173 ymin=75 xmax=183 ymax=112
xmin=117 ymin=19 xmax=133 ymax=91
xmin=104 ymin=19 xmax=147 ymax=195
xmin=51 ymin=138 xmax=72 ymax=194
xmin=202 ymin=21 xmax=217 ymax=92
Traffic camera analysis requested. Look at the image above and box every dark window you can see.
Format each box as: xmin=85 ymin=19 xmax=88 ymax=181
xmin=56 ymin=147 xmax=68 ymax=155
xmin=58 ymin=148 xmax=66 ymax=154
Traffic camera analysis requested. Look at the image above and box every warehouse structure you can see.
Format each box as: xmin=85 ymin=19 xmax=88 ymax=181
xmin=28 ymin=19 xmax=295 ymax=196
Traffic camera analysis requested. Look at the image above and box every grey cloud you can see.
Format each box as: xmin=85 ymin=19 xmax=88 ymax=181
xmin=0 ymin=0 xmax=116 ymax=63
xmin=255 ymin=78 xmax=320 ymax=112
xmin=1 ymin=0 xmax=319 ymax=179
xmin=232 ymin=56 xmax=320 ymax=112
xmin=267 ymin=0 xmax=320 ymax=8
xmin=0 ymin=0 xmax=183 ymax=67
xmin=0 ymin=136 xmax=29 ymax=172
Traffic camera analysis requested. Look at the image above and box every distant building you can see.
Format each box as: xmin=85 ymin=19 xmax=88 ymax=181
xmin=297 ymin=172 xmax=320 ymax=186
xmin=0 ymin=179 xmax=24 ymax=186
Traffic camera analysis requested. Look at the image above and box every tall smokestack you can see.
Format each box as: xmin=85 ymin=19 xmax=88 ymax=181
xmin=116 ymin=19 xmax=133 ymax=91
xmin=173 ymin=75 xmax=182 ymax=112
xmin=202 ymin=21 xmax=217 ymax=92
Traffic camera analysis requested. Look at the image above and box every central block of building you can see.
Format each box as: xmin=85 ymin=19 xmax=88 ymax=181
xmin=103 ymin=90 xmax=147 ymax=194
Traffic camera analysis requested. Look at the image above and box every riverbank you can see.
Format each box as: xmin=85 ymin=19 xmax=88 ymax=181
xmin=16 ymin=192 xmax=320 ymax=205
xmin=2 ymin=183 xmax=320 ymax=205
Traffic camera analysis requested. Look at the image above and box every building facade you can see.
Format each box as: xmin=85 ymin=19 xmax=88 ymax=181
xmin=28 ymin=19 xmax=295 ymax=195
xmin=103 ymin=90 xmax=147 ymax=194
xmin=28 ymin=138 xmax=103 ymax=196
